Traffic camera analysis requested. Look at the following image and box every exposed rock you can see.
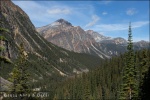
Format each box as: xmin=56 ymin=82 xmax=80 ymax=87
xmin=37 ymin=19 xmax=110 ymax=58
xmin=86 ymin=30 xmax=111 ymax=42
xmin=37 ymin=19 xmax=149 ymax=58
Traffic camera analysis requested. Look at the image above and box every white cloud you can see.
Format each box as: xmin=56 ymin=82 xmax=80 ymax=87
xmin=102 ymin=12 xmax=108 ymax=15
xmin=94 ymin=21 xmax=149 ymax=31
xmin=12 ymin=1 xmax=75 ymax=27
xmin=13 ymin=1 xmax=95 ymax=27
xmin=132 ymin=21 xmax=149 ymax=28
xmin=96 ymin=24 xmax=127 ymax=31
xmin=47 ymin=8 xmax=71 ymax=15
xmin=13 ymin=1 xmax=50 ymax=22
xmin=85 ymin=15 xmax=100 ymax=28
xmin=126 ymin=8 xmax=138 ymax=16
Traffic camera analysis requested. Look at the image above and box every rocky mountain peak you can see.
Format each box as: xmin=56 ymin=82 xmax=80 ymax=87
xmin=86 ymin=30 xmax=94 ymax=33
xmin=134 ymin=40 xmax=150 ymax=48
xmin=86 ymin=30 xmax=111 ymax=42
xmin=113 ymin=37 xmax=127 ymax=44
xmin=55 ymin=18 xmax=72 ymax=26
xmin=137 ymin=40 xmax=149 ymax=43
xmin=114 ymin=37 xmax=127 ymax=42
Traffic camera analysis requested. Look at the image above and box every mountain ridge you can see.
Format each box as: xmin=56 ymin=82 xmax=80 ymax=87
xmin=37 ymin=18 xmax=112 ymax=58
xmin=37 ymin=18 xmax=149 ymax=58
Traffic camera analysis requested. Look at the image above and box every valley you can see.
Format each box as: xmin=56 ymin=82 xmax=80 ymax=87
xmin=0 ymin=0 xmax=149 ymax=100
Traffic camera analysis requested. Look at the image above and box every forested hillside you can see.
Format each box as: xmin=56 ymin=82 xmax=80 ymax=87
xmin=51 ymin=49 xmax=150 ymax=100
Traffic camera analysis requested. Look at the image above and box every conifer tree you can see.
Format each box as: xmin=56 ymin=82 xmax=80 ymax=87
xmin=9 ymin=43 xmax=31 ymax=99
xmin=139 ymin=49 xmax=150 ymax=99
xmin=140 ymin=64 xmax=150 ymax=99
xmin=140 ymin=49 xmax=149 ymax=79
xmin=119 ymin=22 xmax=138 ymax=99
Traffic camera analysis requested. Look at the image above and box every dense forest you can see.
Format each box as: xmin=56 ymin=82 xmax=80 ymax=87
xmin=48 ymin=49 xmax=150 ymax=100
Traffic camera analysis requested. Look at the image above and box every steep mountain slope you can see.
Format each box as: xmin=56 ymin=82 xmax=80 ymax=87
xmin=37 ymin=19 xmax=95 ymax=53
xmin=0 ymin=0 xmax=103 ymax=91
xmin=37 ymin=19 xmax=110 ymax=58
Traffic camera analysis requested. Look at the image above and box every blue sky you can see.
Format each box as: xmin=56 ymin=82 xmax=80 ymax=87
xmin=12 ymin=0 xmax=149 ymax=42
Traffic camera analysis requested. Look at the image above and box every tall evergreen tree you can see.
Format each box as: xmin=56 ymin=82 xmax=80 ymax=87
xmin=8 ymin=43 xmax=31 ymax=100
xmin=119 ymin=22 xmax=138 ymax=99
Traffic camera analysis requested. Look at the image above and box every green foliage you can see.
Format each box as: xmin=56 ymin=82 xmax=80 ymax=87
xmin=140 ymin=65 xmax=150 ymax=99
xmin=50 ymin=49 xmax=150 ymax=100
xmin=119 ymin=22 xmax=138 ymax=99
xmin=0 ymin=35 xmax=7 ymax=41
xmin=8 ymin=43 xmax=32 ymax=99
xmin=0 ymin=28 xmax=10 ymax=33
xmin=138 ymin=49 xmax=150 ymax=99
xmin=0 ymin=23 xmax=11 ymax=64
xmin=52 ymin=55 xmax=125 ymax=99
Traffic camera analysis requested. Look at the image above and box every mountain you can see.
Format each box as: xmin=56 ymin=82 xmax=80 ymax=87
xmin=86 ymin=30 xmax=127 ymax=44
xmin=86 ymin=30 xmax=111 ymax=42
xmin=0 ymin=0 xmax=103 ymax=91
xmin=37 ymin=19 xmax=95 ymax=53
xmin=37 ymin=19 xmax=149 ymax=58
xmin=134 ymin=40 xmax=150 ymax=48
xmin=37 ymin=19 xmax=110 ymax=58
xmin=86 ymin=31 xmax=129 ymax=56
